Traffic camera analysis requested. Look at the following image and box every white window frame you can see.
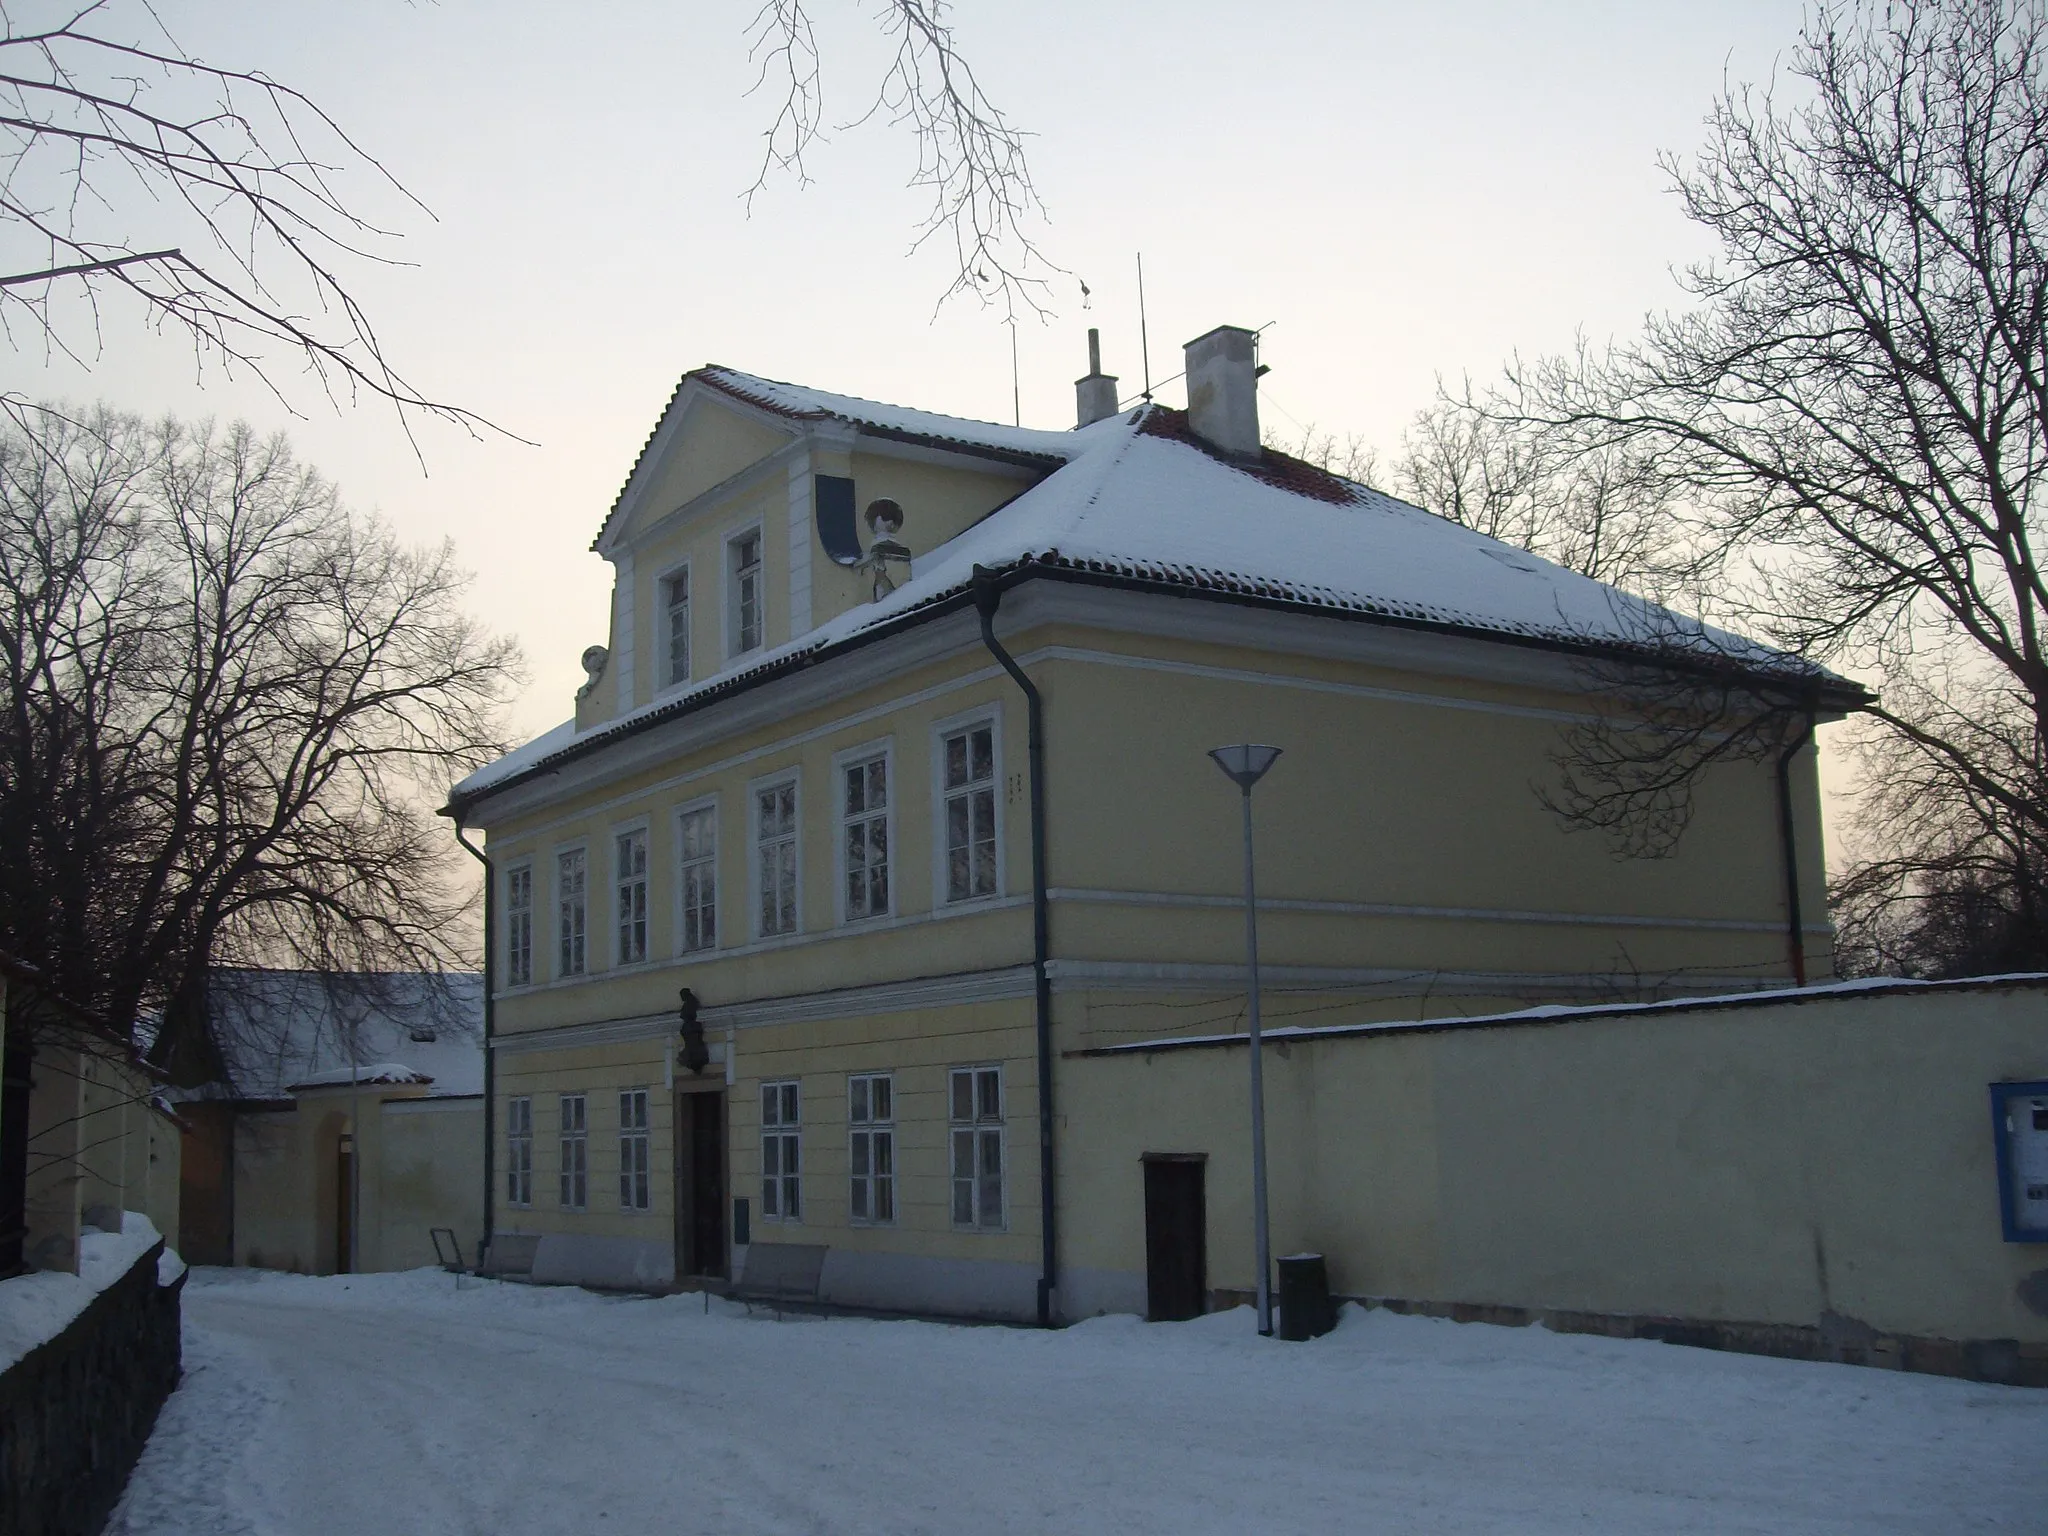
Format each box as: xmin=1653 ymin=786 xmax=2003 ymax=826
xmin=674 ymin=796 xmax=719 ymax=956
xmin=503 ymin=862 xmax=534 ymax=989
xmin=618 ymin=1087 xmax=651 ymax=1212
xmin=558 ymin=1092 xmax=588 ymax=1211
xmin=750 ymin=770 xmax=802 ymax=940
xmin=613 ymin=821 xmax=650 ymax=967
xmin=833 ymin=738 xmax=895 ymax=926
xmin=760 ymin=1079 xmax=801 ymax=1222
xmin=505 ymin=1095 xmax=533 ymax=1208
xmin=726 ymin=522 xmax=765 ymax=659
xmin=948 ymin=1064 xmax=1005 ymax=1231
xmin=847 ymin=1071 xmax=895 ymax=1226
xmin=555 ymin=845 xmax=589 ymax=978
xmin=932 ymin=708 xmax=1004 ymax=907
xmin=660 ymin=560 xmax=692 ymax=690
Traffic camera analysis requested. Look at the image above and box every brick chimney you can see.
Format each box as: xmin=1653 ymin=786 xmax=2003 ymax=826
xmin=1183 ymin=324 xmax=1260 ymax=457
xmin=1075 ymin=327 xmax=1120 ymax=427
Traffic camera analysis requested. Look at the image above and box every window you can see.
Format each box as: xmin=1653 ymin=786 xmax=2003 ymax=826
xmin=619 ymin=1088 xmax=651 ymax=1211
xmin=615 ymin=827 xmax=648 ymax=966
xmin=949 ymin=1065 xmax=1004 ymax=1229
xmin=760 ymin=1079 xmax=800 ymax=1221
xmin=678 ymin=804 xmax=717 ymax=953
xmin=729 ymin=527 xmax=763 ymax=655
xmin=504 ymin=865 xmax=533 ymax=988
xmin=664 ymin=567 xmax=691 ymax=686
xmin=559 ymin=1093 xmax=587 ymax=1210
xmin=506 ymin=1096 xmax=533 ymax=1207
xmin=941 ymin=722 xmax=998 ymax=902
xmin=557 ymin=848 xmax=587 ymax=977
xmin=848 ymin=1073 xmax=895 ymax=1224
xmin=755 ymin=778 xmax=798 ymax=937
xmin=841 ymin=752 xmax=890 ymax=921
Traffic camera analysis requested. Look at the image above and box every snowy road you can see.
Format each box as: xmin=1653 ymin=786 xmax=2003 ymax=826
xmin=112 ymin=1269 xmax=2046 ymax=1536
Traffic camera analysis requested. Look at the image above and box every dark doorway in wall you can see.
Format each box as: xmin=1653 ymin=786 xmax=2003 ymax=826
xmin=1143 ymin=1155 xmax=1207 ymax=1322
xmin=675 ymin=1089 xmax=727 ymax=1280
xmin=177 ymin=1102 xmax=236 ymax=1267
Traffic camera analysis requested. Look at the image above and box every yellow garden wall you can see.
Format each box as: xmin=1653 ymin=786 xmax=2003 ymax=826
xmin=1059 ymin=980 xmax=2048 ymax=1352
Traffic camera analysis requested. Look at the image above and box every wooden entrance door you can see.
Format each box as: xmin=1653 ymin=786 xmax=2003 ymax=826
xmin=674 ymin=1090 xmax=727 ymax=1280
xmin=1143 ymin=1156 xmax=1206 ymax=1322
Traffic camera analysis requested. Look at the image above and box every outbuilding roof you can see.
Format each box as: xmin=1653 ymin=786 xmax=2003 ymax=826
xmin=455 ymin=371 xmax=1867 ymax=810
xmin=168 ymin=970 xmax=484 ymax=1102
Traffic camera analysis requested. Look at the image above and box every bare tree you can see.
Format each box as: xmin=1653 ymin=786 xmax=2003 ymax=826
xmin=0 ymin=405 xmax=522 ymax=1057
xmin=744 ymin=0 xmax=1060 ymax=319
xmin=1454 ymin=0 xmax=2048 ymax=970
xmin=1396 ymin=387 xmax=1684 ymax=599
xmin=0 ymin=2 xmax=494 ymax=438
xmin=1262 ymin=421 xmax=1384 ymax=489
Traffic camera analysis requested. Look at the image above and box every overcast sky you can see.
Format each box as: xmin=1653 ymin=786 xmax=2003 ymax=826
xmin=19 ymin=0 xmax=1828 ymax=774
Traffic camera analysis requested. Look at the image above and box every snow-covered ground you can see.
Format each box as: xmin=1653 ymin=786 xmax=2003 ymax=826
xmin=114 ymin=1268 xmax=2045 ymax=1536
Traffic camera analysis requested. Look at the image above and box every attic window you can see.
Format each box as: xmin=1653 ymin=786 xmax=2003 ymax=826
xmin=729 ymin=527 xmax=764 ymax=656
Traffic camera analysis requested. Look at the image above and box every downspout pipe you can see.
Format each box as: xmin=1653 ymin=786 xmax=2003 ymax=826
xmin=453 ymin=820 xmax=496 ymax=1270
xmin=971 ymin=566 xmax=1057 ymax=1328
xmin=1774 ymin=708 xmax=1818 ymax=987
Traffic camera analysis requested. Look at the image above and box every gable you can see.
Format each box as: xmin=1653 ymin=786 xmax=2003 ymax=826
xmin=611 ymin=393 xmax=795 ymax=550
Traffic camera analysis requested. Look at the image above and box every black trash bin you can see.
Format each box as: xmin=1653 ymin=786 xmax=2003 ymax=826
xmin=1276 ymin=1253 xmax=1336 ymax=1340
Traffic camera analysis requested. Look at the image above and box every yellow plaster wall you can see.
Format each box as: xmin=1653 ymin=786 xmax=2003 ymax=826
xmin=1058 ymin=984 xmax=2048 ymax=1341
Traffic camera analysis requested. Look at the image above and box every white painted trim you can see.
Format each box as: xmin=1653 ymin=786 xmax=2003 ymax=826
xmin=501 ymin=858 xmax=536 ymax=991
xmin=1045 ymin=887 xmax=1833 ymax=937
xmin=787 ymin=460 xmax=812 ymax=639
xmin=551 ymin=841 xmax=591 ymax=982
xmin=747 ymin=766 xmax=803 ymax=941
xmin=831 ymin=735 xmax=897 ymax=926
xmin=608 ymin=818 xmax=653 ymax=969
xmin=483 ymin=653 xmax=1005 ymax=854
xmin=947 ymin=1063 xmax=1008 ymax=1234
xmin=723 ymin=519 xmax=767 ymax=662
xmin=612 ymin=549 xmax=636 ymax=710
xmin=615 ymin=432 xmax=807 ymax=558
xmin=651 ymin=556 xmax=693 ymax=693
xmin=492 ymin=966 xmax=1035 ymax=1051
xmin=845 ymin=1070 xmax=897 ymax=1228
xmin=490 ymin=893 xmax=1030 ymax=1003
xmin=931 ymin=703 xmax=1006 ymax=909
xmin=671 ymin=793 xmax=720 ymax=959
xmin=1045 ymin=958 xmax=1785 ymax=998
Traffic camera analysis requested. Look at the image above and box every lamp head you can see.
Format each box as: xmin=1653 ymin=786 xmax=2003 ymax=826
xmin=1208 ymin=743 xmax=1282 ymax=790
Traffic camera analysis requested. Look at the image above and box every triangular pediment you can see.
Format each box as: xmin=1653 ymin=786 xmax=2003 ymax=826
xmin=595 ymin=379 xmax=801 ymax=554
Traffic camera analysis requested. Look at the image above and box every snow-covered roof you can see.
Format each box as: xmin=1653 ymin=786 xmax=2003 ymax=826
xmin=454 ymin=377 xmax=1863 ymax=809
xmin=173 ymin=970 xmax=484 ymax=1101
xmin=696 ymin=366 xmax=1085 ymax=464
xmin=286 ymin=1062 xmax=436 ymax=1091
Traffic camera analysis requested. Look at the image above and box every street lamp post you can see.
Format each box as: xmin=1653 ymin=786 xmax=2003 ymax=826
xmin=1208 ymin=743 xmax=1282 ymax=1337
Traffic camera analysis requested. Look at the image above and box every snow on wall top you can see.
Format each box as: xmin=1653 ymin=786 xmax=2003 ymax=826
xmin=696 ymin=365 xmax=1093 ymax=463
xmin=456 ymin=379 xmax=1850 ymax=806
xmin=286 ymin=1062 xmax=434 ymax=1091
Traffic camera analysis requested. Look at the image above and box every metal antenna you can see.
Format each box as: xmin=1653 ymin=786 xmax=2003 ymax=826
xmin=1137 ymin=252 xmax=1153 ymax=401
xmin=1009 ymin=319 xmax=1021 ymax=427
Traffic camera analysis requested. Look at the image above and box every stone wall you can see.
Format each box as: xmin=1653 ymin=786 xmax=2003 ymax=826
xmin=0 ymin=1242 xmax=183 ymax=1536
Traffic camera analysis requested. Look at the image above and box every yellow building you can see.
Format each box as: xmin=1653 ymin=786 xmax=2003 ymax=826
xmin=443 ymin=325 xmax=1866 ymax=1320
